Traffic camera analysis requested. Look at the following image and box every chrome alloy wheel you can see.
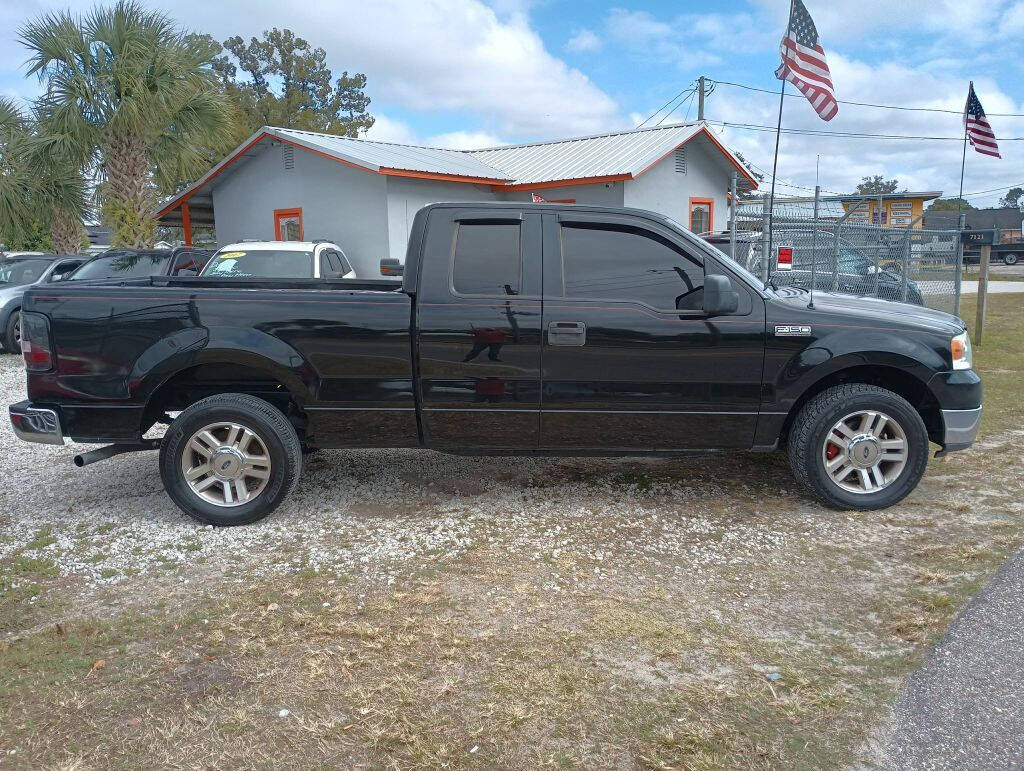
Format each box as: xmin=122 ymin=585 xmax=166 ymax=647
xmin=180 ymin=422 xmax=271 ymax=507
xmin=12 ymin=311 xmax=21 ymax=346
xmin=821 ymin=410 xmax=908 ymax=495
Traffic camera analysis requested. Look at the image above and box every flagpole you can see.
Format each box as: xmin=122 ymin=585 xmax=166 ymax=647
xmin=957 ymin=82 xmax=970 ymax=215
xmin=766 ymin=0 xmax=795 ymax=283
xmin=766 ymin=79 xmax=786 ymax=280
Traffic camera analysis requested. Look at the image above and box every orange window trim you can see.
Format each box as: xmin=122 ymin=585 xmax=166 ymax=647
xmin=274 ymin=208 xmax=304 ymax=240
xmin=689 ymin=197 xmax=714 ymax=232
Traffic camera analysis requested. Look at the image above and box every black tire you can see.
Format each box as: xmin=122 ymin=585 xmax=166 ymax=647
xmin=3 ymin=310 xmax=20 ymax=353
xmin=788 ymin=384 xmax=929 ymax=511
xmin=160 ymin=393 xmax=302 ymax=526
xmin=1003 ymin=253 xmax=1019 ymax=266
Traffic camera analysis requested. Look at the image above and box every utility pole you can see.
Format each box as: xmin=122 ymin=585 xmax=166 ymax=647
xmin=697 ymin=75 xmax=705 ymax=121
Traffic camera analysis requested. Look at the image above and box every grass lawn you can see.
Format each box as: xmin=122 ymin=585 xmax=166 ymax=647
xmin=1 ymin=294 xmax=1022 ymax=769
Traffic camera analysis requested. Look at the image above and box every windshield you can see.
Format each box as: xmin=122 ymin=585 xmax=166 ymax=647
xmin=71 ymin=252 xmax=169 ymax=280
xmin=202 ymin=249 xmax=314 ymax=278
xmin=0 ymin=258 xmax=51 ymax=286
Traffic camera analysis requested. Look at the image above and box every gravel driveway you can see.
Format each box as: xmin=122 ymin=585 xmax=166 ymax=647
xmin=2 ymin=344 xmax=1023 ymax=768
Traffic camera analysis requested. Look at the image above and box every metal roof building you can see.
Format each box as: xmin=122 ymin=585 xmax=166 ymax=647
xmin=157 ymin=122 xmax=757 ymax=275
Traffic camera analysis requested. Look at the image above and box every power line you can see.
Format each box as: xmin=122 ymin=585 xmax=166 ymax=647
xmin=711 ymin=79 xmax=1024 ymax=118
xmin=705 ymin=119 xmax=1024 ymax=141
xmin=635 ymin=83 xmax=698 ymax=128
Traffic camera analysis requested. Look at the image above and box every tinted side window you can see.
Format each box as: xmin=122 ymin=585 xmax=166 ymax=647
xmin=561 ymin=223 xmax=704 ymax=310
xmin=452 ymin=223 xmax=520 ymax=296
xmin=321 ymin=249 xmax=352 ymax=276
xmin=49 ymin=261 xmax=84 ymax=281
xmin=172 ymin=251 xmax=206 ymax=276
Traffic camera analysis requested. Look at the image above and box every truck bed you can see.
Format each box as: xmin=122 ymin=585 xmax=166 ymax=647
xmin=22 ymin=278 xmax=417 ymax=447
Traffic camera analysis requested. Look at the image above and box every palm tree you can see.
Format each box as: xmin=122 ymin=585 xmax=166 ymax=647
xmin=0 ymin=97 xmax=88 ymax=254
xmin=21 ymin=1 xmax=233 ymax=248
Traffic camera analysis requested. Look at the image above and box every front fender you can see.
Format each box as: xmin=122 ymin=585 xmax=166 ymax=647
xmin=772 ymin=329 xmax=946 ymax=413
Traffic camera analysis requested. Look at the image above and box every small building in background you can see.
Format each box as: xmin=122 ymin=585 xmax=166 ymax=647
xmin=839 ymin=191 xmax=942 ymax=228
xmin=154 ymin=122 xmax=757 ymax=276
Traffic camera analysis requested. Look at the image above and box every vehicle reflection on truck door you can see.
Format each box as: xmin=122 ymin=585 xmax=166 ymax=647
xmin=416 ymin=209 xmax=543 ymax=449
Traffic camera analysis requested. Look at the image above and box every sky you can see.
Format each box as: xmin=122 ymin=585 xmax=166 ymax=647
xmin=2 ymin=0 xmax=1023 ymax=205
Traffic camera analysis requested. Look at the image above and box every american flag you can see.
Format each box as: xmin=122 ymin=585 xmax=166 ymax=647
xmin=964 ymin=83 xmax=1001 ymax=158
xmin=775 ymin=0 xmax=838 ymax=122
xmin=531 ymin=193 xmax=547 ymax=203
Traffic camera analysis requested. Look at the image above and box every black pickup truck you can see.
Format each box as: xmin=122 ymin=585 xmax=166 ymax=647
xmin=9 ymin=203 xmax=982 ymax=525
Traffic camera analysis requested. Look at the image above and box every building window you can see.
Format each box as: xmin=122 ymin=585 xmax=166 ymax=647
xmin=689 ymin=198 xmax=714 ymax=233
xmin=274 ymin=208 xmax=303 ymax=241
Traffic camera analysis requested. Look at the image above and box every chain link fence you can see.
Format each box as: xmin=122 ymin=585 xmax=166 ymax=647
xmin=720 ymin=197 xmax=964 ymax=316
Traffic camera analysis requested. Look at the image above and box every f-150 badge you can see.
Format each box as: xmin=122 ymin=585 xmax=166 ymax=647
xmin=775 ymin=325 xmax=812 ymax=336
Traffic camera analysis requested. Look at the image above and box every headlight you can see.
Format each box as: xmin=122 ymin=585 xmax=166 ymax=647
xmin=951 ymin=331 xmax=973 ymax=371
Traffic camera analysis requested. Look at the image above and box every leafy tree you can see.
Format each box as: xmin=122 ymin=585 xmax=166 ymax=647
xmin=855 ymin=175 xmax=900 ymax=195
xmin=211 ymin=28 xmax=374 ymax=137
xmin=927 ymin=198 xmax=975 ymax=212
xmin=21 ymin=2 xmax=234 ymax=248
xmin=998 ymin=187 xmax=1023 ymax=208
xmin=0 ymin=97 xmax=88 ymax=254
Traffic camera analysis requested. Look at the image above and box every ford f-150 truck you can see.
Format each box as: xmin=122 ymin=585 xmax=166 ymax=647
xmin=8 ymin=203 xmax=982 ymax=525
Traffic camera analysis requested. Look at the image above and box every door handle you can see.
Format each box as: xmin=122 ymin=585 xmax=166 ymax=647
xmin=548 ymin=321 xmax=586 ymax=346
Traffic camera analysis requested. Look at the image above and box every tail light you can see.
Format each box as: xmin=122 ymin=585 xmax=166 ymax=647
xmin=20 ymin=312 xmax=54 ymax=371
xmin=776 ymin=246 xmax=794 ymax=271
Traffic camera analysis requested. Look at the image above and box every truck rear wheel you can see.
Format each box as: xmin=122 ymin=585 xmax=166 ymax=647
xmin=160 ymin=393 xmax=302 ymax=526
xmin=1003 ymin=253 xmax=1019 ymax=266
xmin=788 ymin=384 xmax=928 ymax=510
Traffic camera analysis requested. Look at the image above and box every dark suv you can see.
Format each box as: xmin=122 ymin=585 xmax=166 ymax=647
xmin=69 ymin=247 xmax=214 ymax=282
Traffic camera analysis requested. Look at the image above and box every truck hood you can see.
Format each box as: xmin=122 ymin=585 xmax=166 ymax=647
xmin=772 ymin=289 xmax=965 ymax=335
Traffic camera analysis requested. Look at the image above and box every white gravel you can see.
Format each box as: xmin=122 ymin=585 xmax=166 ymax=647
xmin=0 ymin=353 xmax=838 ymax=601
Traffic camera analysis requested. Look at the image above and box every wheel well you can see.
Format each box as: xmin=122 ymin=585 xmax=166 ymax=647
xmin=144 ymin=363 xmax=307 ymax=438
xmin=778 ymin=365 xmax=942 ymax=447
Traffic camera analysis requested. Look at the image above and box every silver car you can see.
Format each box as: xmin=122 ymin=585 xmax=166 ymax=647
xmin=0 ymin=255 xmax=87 ymax=353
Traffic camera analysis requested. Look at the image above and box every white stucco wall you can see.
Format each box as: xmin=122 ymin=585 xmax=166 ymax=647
xmin=385 ymin=176 xmax=498 ymax=260
xmin=624 ymin=137 xmax=730 ymax=232
xmin=497 ymin=180 xmax=625 ymax=207
xmin=211 ymin=141 xmax=389 ymax=276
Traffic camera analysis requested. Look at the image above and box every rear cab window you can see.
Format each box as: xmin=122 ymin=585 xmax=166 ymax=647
xmin=452 ymin=222 xmax=521 ymax=296
xmin=204 ymin=249 xmax=314 ymax=278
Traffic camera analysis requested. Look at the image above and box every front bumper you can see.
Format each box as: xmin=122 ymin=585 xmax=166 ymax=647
xmin=9 ymin=400 xmax=64 ymax=445
xmin=941 ymin=406 xmax=982 ymax=452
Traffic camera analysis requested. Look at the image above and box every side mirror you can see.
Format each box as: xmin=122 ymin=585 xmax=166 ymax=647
xmin=380 ymin=257 xmax=404 ymax=277
xmin=702 ymin=274 xmax=739 ymax=315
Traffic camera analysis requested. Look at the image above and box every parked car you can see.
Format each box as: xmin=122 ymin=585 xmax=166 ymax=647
xmin=201 ymin=241 xmax=356 ymax=279
xmin=69 ymin=247 xmax=214 ymax=281
xmin=9 ymin=203 xmax=981 ymax=525
xmin=0 ymin=254 xmax=87 ymax=352
xmin=702 ymin=230 xmax=926 ymax=305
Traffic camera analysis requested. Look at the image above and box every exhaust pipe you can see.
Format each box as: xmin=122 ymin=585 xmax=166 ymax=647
xmin=73 ymin=439 xmax=160 ymax=467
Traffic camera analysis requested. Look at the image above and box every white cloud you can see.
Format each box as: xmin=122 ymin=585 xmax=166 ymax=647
xmin=4 ymin=0 xmax=624 ymax=141
xmin=566 ymin=28 xmax=602 ymax=54
xmin=365 ymin=114 xmax=502 ymax=150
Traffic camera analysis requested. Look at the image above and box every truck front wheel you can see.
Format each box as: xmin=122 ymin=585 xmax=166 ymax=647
xmin=788 ymin=384 xmax=929 ymax=510
xmin=1003 ymin=253 xmax=1019 ymax=266
xmin=160 ymin=393 xmax=302 ymax=526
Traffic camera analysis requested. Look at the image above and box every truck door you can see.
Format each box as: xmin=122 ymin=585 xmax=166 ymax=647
xmin=416 ymin=208 xmax=543 ymax=449
xmin=539 ymin=211 xmax=765 ymax=450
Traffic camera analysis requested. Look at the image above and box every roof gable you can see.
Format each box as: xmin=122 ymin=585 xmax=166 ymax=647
xmin=156 ymin=122 xmax=758 ymax=220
